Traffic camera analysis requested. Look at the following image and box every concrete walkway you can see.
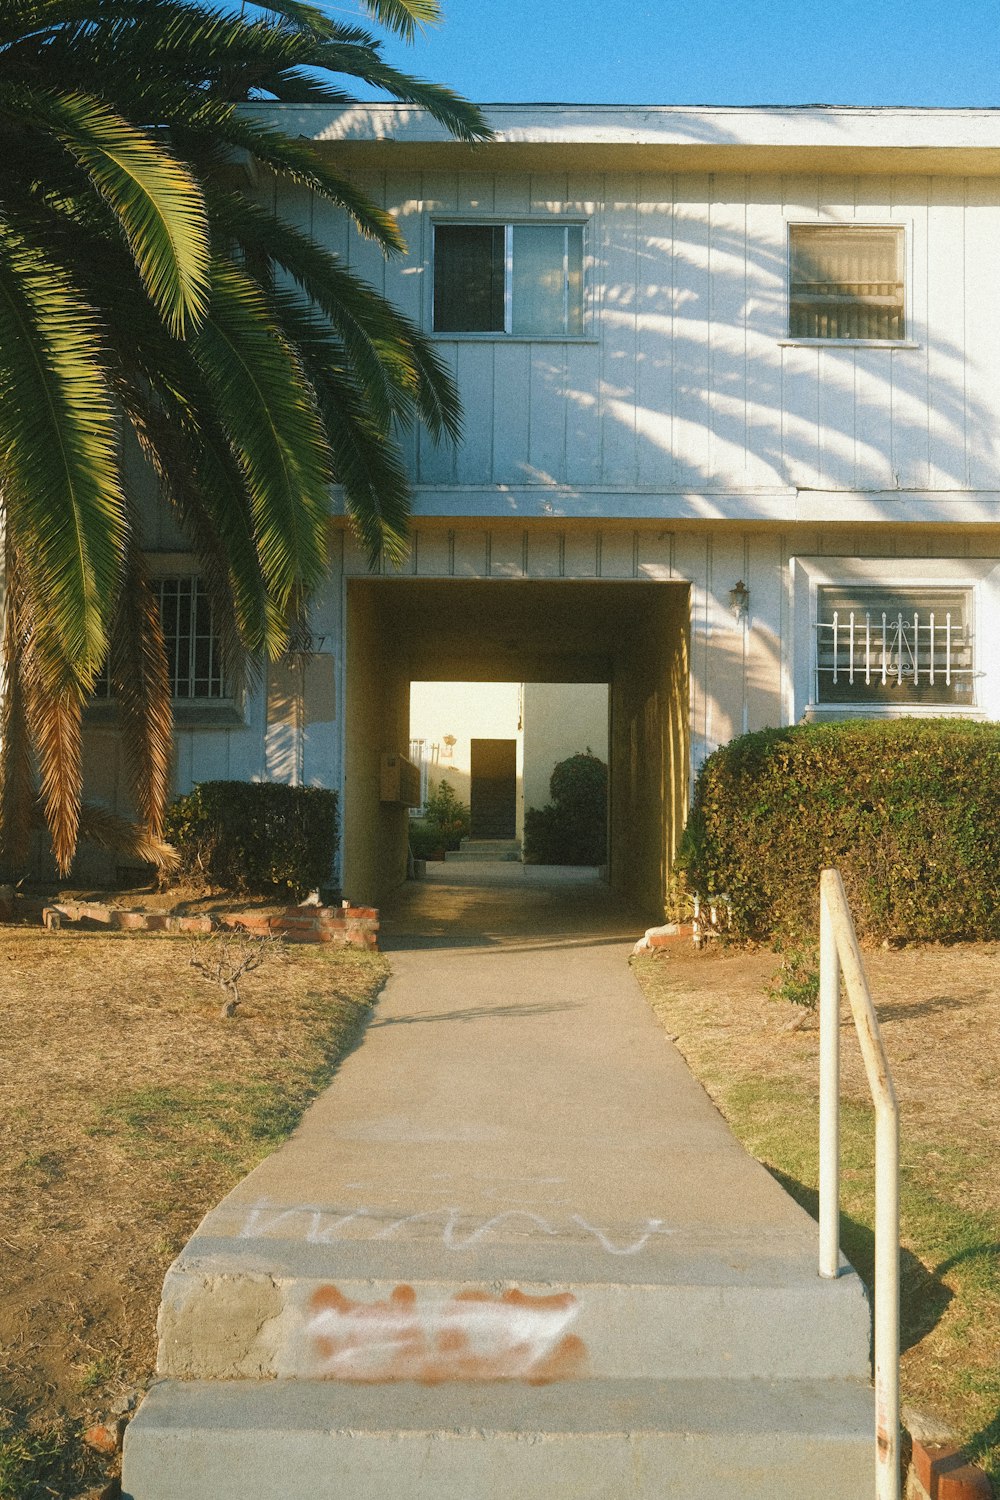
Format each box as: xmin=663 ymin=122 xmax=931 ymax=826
xmin=124 ymin=866 xmax=875 ymax=1499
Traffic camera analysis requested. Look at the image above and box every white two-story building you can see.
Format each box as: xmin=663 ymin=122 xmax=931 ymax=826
xmin=84 ymin=104 xmax=1000 ymax=912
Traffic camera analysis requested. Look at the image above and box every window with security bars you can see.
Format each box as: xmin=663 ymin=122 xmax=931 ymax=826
xmin=92 ymin=577 xmax=225 ymax=701
xmin=790 ymin=226 xmax=905 ymax=340
xmin=816 ymin=588 xmax=975 ymax=705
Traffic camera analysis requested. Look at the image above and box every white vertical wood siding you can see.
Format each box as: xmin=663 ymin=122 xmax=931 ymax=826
xmin=333 ymin=169 xmax=1000 ymax=495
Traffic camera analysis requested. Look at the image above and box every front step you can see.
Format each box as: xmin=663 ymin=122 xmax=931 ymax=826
xmin=155 ymin=1233 xmax=871 ymax=1384
xmin=123 ymin=1376 xmax=875 ymax=1500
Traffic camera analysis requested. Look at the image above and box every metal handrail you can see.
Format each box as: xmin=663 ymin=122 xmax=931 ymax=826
xmin=818 ymin=868 xmax=900 ymax=1500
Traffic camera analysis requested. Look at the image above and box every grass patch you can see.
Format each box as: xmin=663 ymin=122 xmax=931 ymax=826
xmin=0 ymin=1413 xmax=89 ymax=1500
xmin=0 ymin=927 xmax=387 ymax=1498
xmin=633 ymin=942 xmax=1000 ymax=1481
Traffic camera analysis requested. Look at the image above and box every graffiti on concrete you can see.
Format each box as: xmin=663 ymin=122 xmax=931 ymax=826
xmin=306 ymin=1283 xmax=587 ymax=1383
xmin=237 ymin=1199 xmax=674 ymax=1256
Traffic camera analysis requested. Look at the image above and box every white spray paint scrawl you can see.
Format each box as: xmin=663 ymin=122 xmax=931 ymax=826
xmin=236 ymin=1199 xmax=674 ymax=1256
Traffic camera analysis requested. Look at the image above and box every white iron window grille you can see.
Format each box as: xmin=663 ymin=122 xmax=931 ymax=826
xmin=92 ymin=577 xmax=225 ymax=701
xmin=816 ymin=588 xmax=975 ymax=705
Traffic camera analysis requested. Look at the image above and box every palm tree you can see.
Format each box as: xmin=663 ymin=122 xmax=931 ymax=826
xmin=0 ymin=0 xmax=489 ymax=874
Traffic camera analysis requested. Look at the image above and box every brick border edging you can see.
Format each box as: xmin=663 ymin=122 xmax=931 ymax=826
xmin=908 ymin=1438 xmax=994 ymax=1500
xmin=36 ymin=900 xmax=379 ymax=950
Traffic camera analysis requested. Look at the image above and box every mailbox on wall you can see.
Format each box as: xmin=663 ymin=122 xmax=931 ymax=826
xmin=380 ymin=752 xmax=421 ymax=807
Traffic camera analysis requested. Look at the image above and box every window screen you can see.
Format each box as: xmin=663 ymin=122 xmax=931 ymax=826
xmin=790 ymin=226 xmax=905 ymax=340
xmin=433 ymin=223 xmax=584 ymax=335
xmin=816 ymin=587 xmax=973 ymax=705
xmin=432 ymin=225 xmax=505 ymax=333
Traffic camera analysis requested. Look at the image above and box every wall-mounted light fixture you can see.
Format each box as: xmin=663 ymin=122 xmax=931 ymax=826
xmin=728 ymin=579 xmax=750 ymax=620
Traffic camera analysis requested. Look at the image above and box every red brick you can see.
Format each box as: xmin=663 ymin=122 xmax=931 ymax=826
xmin=111 ymin=910 xmax=147 ymax=931
xmin=176 ymin=916 xmax=213 ymax=934
xmin=222 ymin=914 xmax=271 ymax=935
xmin=82 ymin=1420 xmax=124 ymax=1456
xmin=912 ymin=1440 xmax=994 ymax=1500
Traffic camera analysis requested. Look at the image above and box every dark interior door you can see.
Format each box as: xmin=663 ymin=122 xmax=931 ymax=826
xmin=470 ymin=738 xmax=517 ymax=838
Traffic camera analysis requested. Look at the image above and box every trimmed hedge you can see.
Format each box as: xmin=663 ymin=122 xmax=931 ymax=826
xmin=680 ymin=719 xmax=1000 ymax=943
xmin=524 ymin=751 xmax=607 ymax=865
xmin=165 ymin=781 xmax=339 ymax=897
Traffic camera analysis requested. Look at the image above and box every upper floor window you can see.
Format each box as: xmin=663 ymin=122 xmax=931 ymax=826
xmin=789 ymin=225 xmax=905 ymax=341
xmin=816 ymin=586 xmax=974 ymax=705
xmin=433 ymin=222 xmax=584 ymax=337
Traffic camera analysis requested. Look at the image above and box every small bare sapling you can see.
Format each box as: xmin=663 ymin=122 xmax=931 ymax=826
xmin=189 ymin=930 xmax=280 ymax=1018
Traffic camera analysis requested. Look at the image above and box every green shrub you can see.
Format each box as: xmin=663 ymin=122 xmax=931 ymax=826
xmin=680 ymin=718 xmax=1000 ymax=944
xmin=408 ymin=818 xmax=449 ymax=860
xmin=524 ymin=750 xmax=607 ymax=865
xmin=166 ymin=781 xmax=339 ymax=897
xmin=421 ymin=781 xmax=470 ymax=848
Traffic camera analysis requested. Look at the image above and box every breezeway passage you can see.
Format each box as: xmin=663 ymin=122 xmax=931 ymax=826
xmin=123 ymin=866 xmax=876 ymax=1500
xmin=343 ymin=578 xmax=689 ymax=913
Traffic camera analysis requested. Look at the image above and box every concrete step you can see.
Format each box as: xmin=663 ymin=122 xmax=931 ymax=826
xmin=445 ymin=850 xmax=522 ymax=862
xmin=123 ymin=1375 xmax=876 ymax=1500
xmin=155 ymin=1233 xmax=871 ymax=1384
xmin=446 ymin=839 xmax=522 ymax=862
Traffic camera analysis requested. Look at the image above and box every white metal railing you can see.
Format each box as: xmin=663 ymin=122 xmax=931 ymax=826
xmin=819 ymin=868 xmax=900 ymax=1500
xmin=815 ymin=609 xmax=973 ymax=697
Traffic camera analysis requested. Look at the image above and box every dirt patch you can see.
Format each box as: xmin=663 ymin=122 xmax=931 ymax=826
xmin=0 ymin=926 xmax=387 ymax=1497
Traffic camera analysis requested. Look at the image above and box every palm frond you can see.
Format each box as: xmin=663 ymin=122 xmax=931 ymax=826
xmin=126 ymin=388 xmax=275 ymax=673
xmin=0 ymin=218 xmax=126 ymax=677
xmin=205 ymin=111 xmax=406 ymax=252
xmin=75 ymin=799 xmax=178 ymax=872
xmin=1 ymin=83 xmax=210 ymax=336
xmin=210 ymin=190 xmax=413 ymax=421
xmin=192 ymin=260 xmax=333 ymax=630
xmin=110 ymin=538 xmax=173 ymax=839
xmin=275 ymin=292 xmax=412 ymax=565
xmin=19 ymin=641 xmax=85 ymax=878
xmin=316 ymin=48 xmax=491 ymax=142
xmin=357 ymin=0 xmax=441 ymax=43
xmin=0 ymin=561 xmax=39 ymax=871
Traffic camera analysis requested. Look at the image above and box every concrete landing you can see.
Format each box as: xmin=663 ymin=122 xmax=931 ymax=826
xmin=444 ymin=838 xmax=522 ymax=862
xmin=124 ymin=867 xmax=875 ymax=1499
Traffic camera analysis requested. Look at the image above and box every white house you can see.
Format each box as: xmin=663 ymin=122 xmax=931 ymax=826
xmin=82 ymin=104 xmax=1000 ymax=913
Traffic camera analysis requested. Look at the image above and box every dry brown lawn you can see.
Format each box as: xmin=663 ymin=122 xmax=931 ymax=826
xmin=0 ymin=925 xmax=386 ymax=1498
xmin=633 ymin=940 xmax=1000 ymax=1481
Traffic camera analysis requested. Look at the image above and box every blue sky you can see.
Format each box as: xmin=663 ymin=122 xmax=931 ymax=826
xmin=355 ymin=0 xmax=1000 ymax=108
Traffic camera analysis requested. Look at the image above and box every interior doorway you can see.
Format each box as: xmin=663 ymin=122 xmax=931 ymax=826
xmin=470 ymin=739 xmax=517 ymax=838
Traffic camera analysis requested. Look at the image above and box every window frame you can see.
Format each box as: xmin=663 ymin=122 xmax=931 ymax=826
xmin=429 ymin=217 xmax=590 ymax=341
xmin=788 ymin=556 xmax=1000 ymax=726
xmin=85 ymin=558 xmax=245 ymax=730
xmin=780 ymin=219 xmax=919 ymax=350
